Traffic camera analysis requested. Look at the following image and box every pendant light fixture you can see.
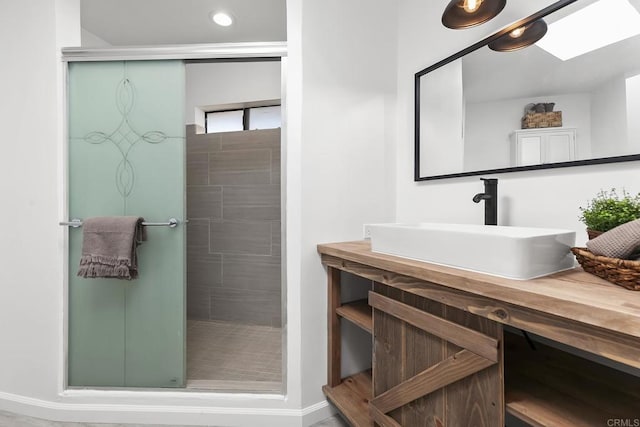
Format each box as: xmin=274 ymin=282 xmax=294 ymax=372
xmin=442 ymin=0 xmax=507 ymax=29
xmin=488 ymin=19 xmax=548 ymax=52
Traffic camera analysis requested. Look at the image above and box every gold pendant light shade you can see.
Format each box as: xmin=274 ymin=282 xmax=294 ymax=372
xmin=488 ymin=19 xmax=548 ymax=52
xmin=442 ymin=0 xmax=507 ymax=29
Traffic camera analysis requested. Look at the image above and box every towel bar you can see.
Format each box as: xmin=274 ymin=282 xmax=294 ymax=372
xmin=59 ymin=218 xmax=179 ymax=228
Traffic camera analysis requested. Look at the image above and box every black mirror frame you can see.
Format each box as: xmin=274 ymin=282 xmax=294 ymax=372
xmin=414 ymin=0 xmax=640 ymax=181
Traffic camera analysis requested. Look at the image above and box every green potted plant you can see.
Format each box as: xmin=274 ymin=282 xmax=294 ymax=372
xmin=579 ymin=188 xmax=640 ymax=239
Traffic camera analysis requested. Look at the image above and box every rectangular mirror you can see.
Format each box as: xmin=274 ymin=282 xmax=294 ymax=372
xmin=415 ymin=0 xmax=640 ymax=180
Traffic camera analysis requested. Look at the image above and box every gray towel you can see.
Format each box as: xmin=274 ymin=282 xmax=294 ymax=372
xmin=586 ymin=218 xmax=640 ymax=260
xmin=77 ymin=216 xmax=146 ymax=280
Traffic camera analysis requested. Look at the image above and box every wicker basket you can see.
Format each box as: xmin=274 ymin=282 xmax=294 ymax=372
xmin=521 ymin=111 xmax=563 ymax=129
xmin=571 ymin=247 xmax=640 ymax=290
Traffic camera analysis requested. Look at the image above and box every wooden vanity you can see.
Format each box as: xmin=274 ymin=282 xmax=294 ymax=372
xmin=318 ymin=240 xmax=640 ymax=426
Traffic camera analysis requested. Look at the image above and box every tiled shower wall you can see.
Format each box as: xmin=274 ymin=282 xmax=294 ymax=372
xmin=186 ymin=125 xmax=281 ymax=327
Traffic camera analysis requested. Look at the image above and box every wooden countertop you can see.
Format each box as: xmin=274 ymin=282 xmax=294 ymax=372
xmin=318 ymin=240 xmax=640 ymax=345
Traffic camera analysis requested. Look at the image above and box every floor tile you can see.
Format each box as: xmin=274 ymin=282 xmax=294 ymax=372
xmin=186 ymin=319 xmax=282 ymax=391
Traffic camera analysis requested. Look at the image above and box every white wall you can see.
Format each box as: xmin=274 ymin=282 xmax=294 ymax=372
xmin=627 ymin=73 xmax=640 ymax=152
xmin=298 ymin=0 xmax=397 ymax=407
xmin=464 ymin=92 xmax=592 ymax=170
xmin=397 ymin=0 xmax=640 ymax=245
xmin=81 ymin=28 xmax=111 ymax=47
xmin=0 ymin=0 xmax=77 ymax=401
xmin=420 ymin=60 xmax=464 ymax=175
xmin=185 ymin=61 xmax=282 ymax=126
xmin=591 ymin=75 xmax=628 ymax=157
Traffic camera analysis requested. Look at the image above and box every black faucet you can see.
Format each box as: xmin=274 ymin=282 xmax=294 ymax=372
xmin=472 ymin=178 xmax=498 ymax=226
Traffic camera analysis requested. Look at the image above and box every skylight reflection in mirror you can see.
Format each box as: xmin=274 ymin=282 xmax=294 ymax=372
xmin=536 ymin=0 xmax=640 ymax=60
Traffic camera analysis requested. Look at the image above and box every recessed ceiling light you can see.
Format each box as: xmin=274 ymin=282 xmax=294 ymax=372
xmin=536 ymin=0 xmax=640 ymax=60
xmin=211 ymin=12 xmax=233 ymax=27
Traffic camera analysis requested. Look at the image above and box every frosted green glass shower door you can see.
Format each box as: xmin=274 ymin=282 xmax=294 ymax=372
xmin=68 ymin=60 xmax=185 ymax=388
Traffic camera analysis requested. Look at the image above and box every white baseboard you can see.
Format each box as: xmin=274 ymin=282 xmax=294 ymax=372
xmin=0 ymin=391 xmax=332 ymax=427
xmin=301 ymin=400 xmax=334 ymax=425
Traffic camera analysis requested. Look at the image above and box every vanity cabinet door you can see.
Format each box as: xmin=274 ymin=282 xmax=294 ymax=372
xmin=369 ymin=284 xmax=503 ymax=427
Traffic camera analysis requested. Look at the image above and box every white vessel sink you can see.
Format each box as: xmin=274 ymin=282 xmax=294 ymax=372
xmin=367 ymin=223 xmax=576 ymax=280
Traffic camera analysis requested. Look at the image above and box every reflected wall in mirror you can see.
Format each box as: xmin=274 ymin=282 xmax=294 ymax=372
xmin=415 ymin=0 xmax=640 ymax=180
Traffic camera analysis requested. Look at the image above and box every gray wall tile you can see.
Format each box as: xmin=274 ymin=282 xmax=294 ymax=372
xmin=223 ymin=184 xmax=280 ymax=221
xmin=187 ymin=219 xmax=210 ymax=254
xmin=186 ymin=123 xmax=205 ymax=136
xmin=187 ymin=285 xmax=211 ymax=320
xmin=187 ymin=252 xmax=222 ymax=287
xmin=188 ymin=185 xmax=222 ymax=220
xmin=210 ymin=220 xmax=272 ymax=255
xmin=209 ymin=150 xmax=271 ymax=186
xmin=187 ymin=128 xmax=282 ymax=325
xmin=210 ymin=288 xmax=281 ymax=326
xmin=271 ymin=148 xmax=281 ymax=185
xmin=187 ymin=152 xmax=209 ymax=186
xmin=223 ymin=254 xmax=281 ymax=292
xmin=271 ymin=221 xmax=281 ymax=247
xmin=220 ymin=128 xmax=280 ymax=151
xmin=187 ymin=132 xmax=221 ymax=153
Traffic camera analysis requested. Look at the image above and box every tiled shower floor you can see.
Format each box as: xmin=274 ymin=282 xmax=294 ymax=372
xmin=186 ymin=319 xmax=282 ymax=392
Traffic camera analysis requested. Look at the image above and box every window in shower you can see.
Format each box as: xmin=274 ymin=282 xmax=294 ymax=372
xmin=206 ymin=109 xmax=244 ymax=133
xmin=205 ymin=104 xmax=281 ymax=133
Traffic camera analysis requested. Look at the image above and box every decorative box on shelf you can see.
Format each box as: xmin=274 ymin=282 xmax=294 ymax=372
xmin=521 ymin=111 xmax=563 ymax=129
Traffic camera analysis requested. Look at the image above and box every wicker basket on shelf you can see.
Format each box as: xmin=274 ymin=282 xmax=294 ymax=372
xmin=521 ymin=111 xmax=563 ymax=129
xmin=571 ymin=247 xmax=640 ymax=291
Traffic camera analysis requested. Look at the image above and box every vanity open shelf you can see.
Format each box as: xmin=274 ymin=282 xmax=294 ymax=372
xmin=322 ymin=371 xmax=372 ymax=427
xmin=335 ymin=299 xmax=372 ymax=333
xmin=505 ymin=332 xmax=640 ymax=426
xmin=319 ymin=240 xmax=640 ymax=426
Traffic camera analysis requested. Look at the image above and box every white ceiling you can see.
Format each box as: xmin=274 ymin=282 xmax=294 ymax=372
xmin=84 ymin=0 xmax=640 ymax=102
xmin=80 ymin=0 xmax=287 ymax=46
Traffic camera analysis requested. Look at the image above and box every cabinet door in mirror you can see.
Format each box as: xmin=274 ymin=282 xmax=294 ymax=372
xmin=415 ymin=0 xmax=640 ymax=181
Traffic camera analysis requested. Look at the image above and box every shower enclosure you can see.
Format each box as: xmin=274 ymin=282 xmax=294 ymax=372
xmin=64 ymin=53 xmax=284 ymax=393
